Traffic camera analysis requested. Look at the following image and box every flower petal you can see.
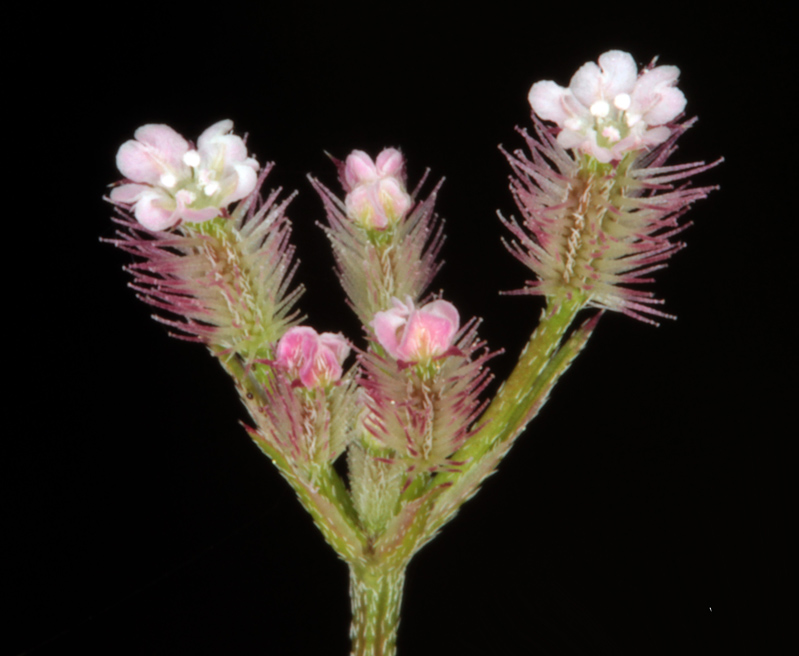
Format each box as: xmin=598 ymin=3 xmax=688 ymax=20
xmin=397 ymin=304 xmax=458 ymax=361
xmin=344 ymin=150 xmax=378 ymax=188
xmin=639 ymin=125 xmax=672 ymax=147
xmin=569 ymin=61 xmax=601 ymax=107
xmin=644 ymin=87 xmax=686 ymax=125
xmin=423 ymin=300 xmax=459 ymax=329
xmin=109 ymin=183 xmax=149 ymax=203
xmin=375 ymin=149 xmax=405 ymax=178
xmin=116 ymin=140 xmax=165 ymax=185
xmin=372 ymin=300 xmax=412 ymax=359
xmin=529 ymin=81 xmax=572 ymax=124
xmin=319 ymin=332 xmax=351 ymax=364
xmin=197 ymin=119 xmax=234 ymax=148
xmin=228 ymin=163 xmax=259 ymax=202
xmin=180 ymin=206 xmax=222 ymax=223
xmin=134 ymin=190 xmax=178 ymax=231
xmin=631 ymin=66 xmax=685 ymax=124
xmin=597 ymin=50 xmax=638 ymax=98
xmin=134 ymin=124 xmax=189 ymax=170
xmin=378 ymin=178 xmax=411 ymax=219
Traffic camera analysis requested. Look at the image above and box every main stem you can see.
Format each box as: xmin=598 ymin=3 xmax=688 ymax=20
xmin=349 ymin=562 xmax=406 ymax=656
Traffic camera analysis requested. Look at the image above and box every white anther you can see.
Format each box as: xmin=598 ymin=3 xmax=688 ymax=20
xmin=204 ymin=181 xmax=220 ymax=196
xmin=159 ymin=172 xmax=177 ymax=188
xmin=614 ymin=93 xmax=631 ymax=110
xmin=183 ymin=150 xmax=201 ymax=167
xmin=590 ymin=100 xmax=610 ymax=117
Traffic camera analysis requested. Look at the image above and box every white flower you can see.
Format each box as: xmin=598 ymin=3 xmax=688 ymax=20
xmin=110 ymin=120 xmax=260 ymax=230
xmin=528 ymin=50 xmax=686 ymax=163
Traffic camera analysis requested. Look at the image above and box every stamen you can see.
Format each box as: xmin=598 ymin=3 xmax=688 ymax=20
xmin=160 ymin=172 xmax=177 ymax=188
xmin=614 ymin=93 xmax=631 ymax=110
xmin=590 ymin=100 xmax=610 ymax=117
xmin=183 ymin=150 xmax=201 ymax=167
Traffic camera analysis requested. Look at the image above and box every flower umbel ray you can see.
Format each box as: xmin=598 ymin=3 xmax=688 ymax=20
xmin=310 ymin=150 xmax=445 ymax=326
xmin=500 ymin=116 xmax=721 ymax=325
xmin=244 ymin=366 xmax=360 ymax=465
xmin=359 ymin=316 xmax=498 ymax=478
xmin=502 ymin=51 xmax=722 ymax=325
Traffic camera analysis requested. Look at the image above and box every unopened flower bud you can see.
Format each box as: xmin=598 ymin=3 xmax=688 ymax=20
xmin=275 ymin=327 xmax=351 ymax=388
xmin=372 ymin=297 xmax=459 ymax=363
xmin=343 ymin=148 xmax=411 ymax=229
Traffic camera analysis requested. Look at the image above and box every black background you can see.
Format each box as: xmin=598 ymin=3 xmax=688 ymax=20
xmin=7 ymin=5 xmax=788 ymax=655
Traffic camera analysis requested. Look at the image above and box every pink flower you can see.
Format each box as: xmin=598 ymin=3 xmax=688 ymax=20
xmin=528 ymin=50 xmax=686 ymax=163
xmin=110 ymin=120 xmax=260 ymax=231
xmin=343 ymin=149 xmax=411 ymax=229
xmin=275 ymin=327 xmax=351 ymax=388
xmin=372 ymin=297 xmax=460 ymax=363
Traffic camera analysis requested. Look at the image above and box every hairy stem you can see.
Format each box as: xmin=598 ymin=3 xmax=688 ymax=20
xmin=349 ymin=563 xmax=406 ymax=656
xmin=425 ymin=293 xmax=596 ymax=531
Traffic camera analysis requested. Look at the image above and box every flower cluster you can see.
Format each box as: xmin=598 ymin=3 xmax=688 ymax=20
xmin=502 ymin=51 xmax=719 ymax=324
xmin=247 ymin=327 xmax=356 ymax=466
xmin=111 ymin=120 xmax=260 ymax=230
xmin=106 ymin=123 xmax=302 ymax=360
xmin=342 ymin=149 xmax=412 ymax=230
xmin=106 ymin=48 xmax=719 ymax=656
xmin=528 ymin=50 xmax=686 ymax=163
xmin=312 ymin=148 xmax=444 ymax=327
xmin=359 ymin=309 xmax=492 ymax=476
xmin=275 ymin=327 xmax=351 ymax=389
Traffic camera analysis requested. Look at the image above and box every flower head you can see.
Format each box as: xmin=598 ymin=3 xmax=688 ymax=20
xmin=275 ymin=326 xmax=351 ymax=388
xmin=359 ymin=314 xmax=494 ymax=476
xmin=501 ymin=116 xmax=720 ymax=324
xmin=110 ymin=120 xmax=260 ymax=230
xmin=342 ymin=149 xmax=411 ymax=230
xmin=311 ymin=151 xmax=445 ymax=328
xmin=372 ymin=297 xmax=459 ymax=363
xmin=528 ymin=50 xmax=686 ymax=163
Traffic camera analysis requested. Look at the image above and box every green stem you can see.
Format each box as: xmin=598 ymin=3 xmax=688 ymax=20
xmin=349 ymin=563 xmax=406 ymax=656
xmin=425 ymin=294 xmax=596 ymax=531
xmin=214 ymin=347 xmax=368 ymax=560
xmin=474 ymin=294 xmax=588 ymax=449
xmin=451 ymin=294 xmax=587 ymax=470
